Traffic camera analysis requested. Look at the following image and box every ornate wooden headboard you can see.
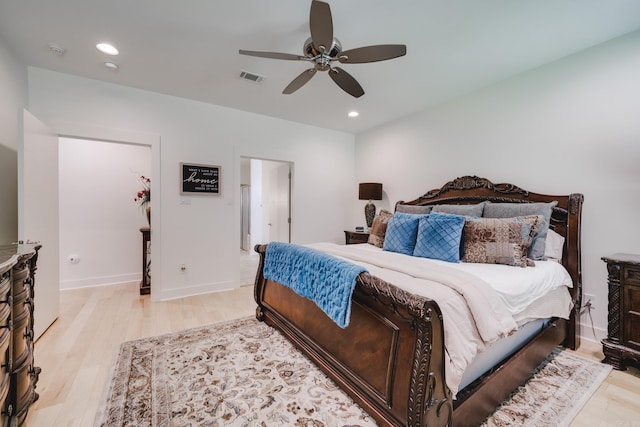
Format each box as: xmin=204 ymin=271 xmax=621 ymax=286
xmin=396 ymin=175 xmax=584 ymax=348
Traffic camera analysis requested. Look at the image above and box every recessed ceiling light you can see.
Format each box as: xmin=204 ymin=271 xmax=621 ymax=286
xmin=104 ymin=61 xmax=119 ymax=70
xmin=348 ymin=111 xmax=359 ymax=118
xmin=96 ymin=43 xmax=119 ymax=55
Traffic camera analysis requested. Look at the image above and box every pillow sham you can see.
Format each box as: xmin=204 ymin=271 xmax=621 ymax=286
xmin=482 ymin=201 xmax=557 ymax=260
xmin=367 ymin=209 xmax=394 ymax=248
xmin=432 ymin=202 xmax=486 ymax=217
xmin=383 ymin=212 xmax=422 ymax=255
xmin=462 ymin=215 xmax=542 ymax=267
xmin=413 ymin=213 xmax=465 ymax=263
xmin=544 ymin=228 xmax=565 ymax=261
xmin=395 ymin=204 xmax=433 ymax=215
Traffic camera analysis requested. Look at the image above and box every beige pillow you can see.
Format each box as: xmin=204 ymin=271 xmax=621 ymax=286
xmin=368 ymin=210 xmax=393 ymax=248
xmin=462 ymin=215 xmax=542 ymax=267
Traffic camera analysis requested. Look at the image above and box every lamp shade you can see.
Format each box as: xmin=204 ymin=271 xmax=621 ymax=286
xmin=358 ymin=183 xmax=383 ymax=200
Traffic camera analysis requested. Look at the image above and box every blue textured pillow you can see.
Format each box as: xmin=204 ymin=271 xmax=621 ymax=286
xmin=413 ymin=213 xmax=465 ymax=263
xmin=383 ymin=213 xmax=422 ymax=255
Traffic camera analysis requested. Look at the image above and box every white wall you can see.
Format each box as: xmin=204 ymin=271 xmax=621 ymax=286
xmin=355 ymin=30 xmax=640 ymax=343
xmin=0 ymin=36 xmax=26 ymax=243
xmin=58 ymin=137 xmax=151 ymax=289
xmin=27 ymin=67 xmax=355 ymax=301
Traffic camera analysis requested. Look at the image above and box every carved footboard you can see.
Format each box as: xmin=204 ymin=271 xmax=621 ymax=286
xmin=254 ymin=244 xmax=452 ymax=427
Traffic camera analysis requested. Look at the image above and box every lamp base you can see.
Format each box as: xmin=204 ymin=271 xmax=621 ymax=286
xmin=364 ymin=201 xmax=376 ymax=228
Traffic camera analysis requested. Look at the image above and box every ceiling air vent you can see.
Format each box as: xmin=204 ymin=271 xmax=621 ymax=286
xmin=239 ymin=70 xmax=264 ymax=83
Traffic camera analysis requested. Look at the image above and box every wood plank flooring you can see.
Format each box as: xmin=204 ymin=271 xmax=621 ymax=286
xmin=26 ymin=281 xmax=640 ymax=427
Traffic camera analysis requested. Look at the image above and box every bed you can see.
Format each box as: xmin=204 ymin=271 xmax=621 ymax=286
xmin=253 ymin=176 xmax=583 ymax=427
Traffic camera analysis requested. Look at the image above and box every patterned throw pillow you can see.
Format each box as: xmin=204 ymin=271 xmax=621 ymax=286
xmin=367 ymin=210 xmax=394 ymax=248
xmin=413 ymin=213 xmax=465 ymax=263
xmin=383 ymin=213 xmax=422 ymax=255
xmin=483 ymin=201 xmax=557 ymax=260
xmin=462 ymin=215 xmax=542 ymax=267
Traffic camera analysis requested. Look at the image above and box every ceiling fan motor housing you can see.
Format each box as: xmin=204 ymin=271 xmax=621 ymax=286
xmin=304 ymin=37 xmax=342 ymax=70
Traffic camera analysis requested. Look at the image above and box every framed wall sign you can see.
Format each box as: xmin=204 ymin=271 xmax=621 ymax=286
xmin=180 ymin=163 xmax=221 ymax=195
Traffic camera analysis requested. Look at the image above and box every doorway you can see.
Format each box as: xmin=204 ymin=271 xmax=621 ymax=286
xmin=239 ymin=157 xmax=291 ymax=284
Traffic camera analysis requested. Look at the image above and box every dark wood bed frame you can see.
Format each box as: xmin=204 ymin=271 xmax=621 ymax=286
xmin=254 ymin=176 xmax=584 ymax=427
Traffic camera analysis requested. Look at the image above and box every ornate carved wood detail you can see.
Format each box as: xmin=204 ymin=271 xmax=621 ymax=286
xmin=569 ymin=193 xmax=584 ymax=215
xmin=408 ymin=312 xmax=452 ymax=427
xmin=606 ymin=263 xmax=621 ymax=283
xmin=607 ymin=282 xmax=621 ymax=342
xmin=417 ymin=176 xmax=529 ymax=201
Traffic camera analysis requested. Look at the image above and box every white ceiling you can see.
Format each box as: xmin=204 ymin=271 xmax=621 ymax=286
xmin=2 ymin=0 xmax=640 ymax=134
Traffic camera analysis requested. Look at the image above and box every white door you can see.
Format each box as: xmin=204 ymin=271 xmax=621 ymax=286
xmin=265 ymin=162 xmax=290 ymax=243
xmin=18 ymin=109 xmax=59 ymax=340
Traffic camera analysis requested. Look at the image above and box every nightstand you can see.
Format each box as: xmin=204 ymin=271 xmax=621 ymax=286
xmin=601 ymin=253 xmax=640 ymax=370
xmin=344 ymin=230 xmax=370 ymax=245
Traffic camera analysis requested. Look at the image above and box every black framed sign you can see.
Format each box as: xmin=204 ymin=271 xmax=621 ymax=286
xmin=180 ymin=163 xmax=221 ymax=195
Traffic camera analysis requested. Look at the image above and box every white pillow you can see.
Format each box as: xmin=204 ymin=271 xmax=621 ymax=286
xmin=544 ymin=228 xmax=565 ymax=261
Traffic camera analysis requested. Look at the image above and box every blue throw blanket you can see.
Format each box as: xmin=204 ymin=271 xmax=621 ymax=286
xmin=264 ymin=242 xmax=367 ymax=328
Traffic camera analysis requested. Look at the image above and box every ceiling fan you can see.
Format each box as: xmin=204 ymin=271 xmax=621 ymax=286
xmin=238 ymin=0 xmax=406 ymax=98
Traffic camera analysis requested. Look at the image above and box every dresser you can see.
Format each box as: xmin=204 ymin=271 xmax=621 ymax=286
xmin=601 ymin=253 xmax=640 ymax=370
xmin=0 ymin=244 xmax=41 ymax=426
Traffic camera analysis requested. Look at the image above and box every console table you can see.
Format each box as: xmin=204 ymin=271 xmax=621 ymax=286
xmin=140 ymin=227 xmax=150 ymax=295
xmin=602 ymin=253 xmax=640 ymax=370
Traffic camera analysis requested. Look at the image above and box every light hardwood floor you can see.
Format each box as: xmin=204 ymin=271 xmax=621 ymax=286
xmin=26 ymin=281 xmax=640 ymax=427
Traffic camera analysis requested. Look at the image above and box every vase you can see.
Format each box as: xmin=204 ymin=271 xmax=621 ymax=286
xmin=145 ymin=205 xmax=151 ymax=225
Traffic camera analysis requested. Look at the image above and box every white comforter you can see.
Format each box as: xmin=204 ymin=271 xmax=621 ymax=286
xmin=305 ymin=242 xmax=573 ymax=395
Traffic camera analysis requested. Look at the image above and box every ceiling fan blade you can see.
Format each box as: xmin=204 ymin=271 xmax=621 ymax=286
xmin=338 ymin=44 xmax=407 ymax=64
xmin=239 ymin=50 xmax=305 ymax=61
xmin=283 ymin=68 xmax=317 ymax=94
xmin=309 ymin=0 xmax=333 ymax=53
xmin=328 ymin=67 xmax=364 ymax=98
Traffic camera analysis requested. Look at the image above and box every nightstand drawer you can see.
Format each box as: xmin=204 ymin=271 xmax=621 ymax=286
xmin=623 ymin=284 xmax=640 ymax=350
xmin=344 ymin=230 xmax=370 ymax=245
xmin=624 ymin=265 xmax=640 ymax=286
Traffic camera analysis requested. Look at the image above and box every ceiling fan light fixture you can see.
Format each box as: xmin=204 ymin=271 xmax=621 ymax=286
xmin=238 ymin=0 xmax=406 ymax=98
xmin=96 ymin=43 xmax=119 ymax=55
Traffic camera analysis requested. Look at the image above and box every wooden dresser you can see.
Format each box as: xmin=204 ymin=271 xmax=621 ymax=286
xmin=602 ymin=253 xmax=640 ymax=370
xmin=0 ymin=244 xmax=41 ymax=426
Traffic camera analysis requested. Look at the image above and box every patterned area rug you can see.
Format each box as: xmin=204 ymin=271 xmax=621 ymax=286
xmin=95 ymin=317 xmax=611 ymax=427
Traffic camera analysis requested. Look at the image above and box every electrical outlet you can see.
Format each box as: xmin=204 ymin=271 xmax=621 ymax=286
xmin=584 ymin=293 xmax=596 ymax=310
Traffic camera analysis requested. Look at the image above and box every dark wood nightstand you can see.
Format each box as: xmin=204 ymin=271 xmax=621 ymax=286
xmin=344 ymin=230 xmax=370 ymax=245
xmin=601 ymin=253 xmax=640 ymax=370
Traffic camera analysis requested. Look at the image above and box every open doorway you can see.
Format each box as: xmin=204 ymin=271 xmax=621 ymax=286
xmin=58 ymin=137 xmax=151 ymax=292
xmin=240 ymin=157 xmax=291 ymax=284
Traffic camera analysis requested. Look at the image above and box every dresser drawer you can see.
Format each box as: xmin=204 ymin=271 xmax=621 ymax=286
xmin=623 ymin=284 xmax=640 ymax=351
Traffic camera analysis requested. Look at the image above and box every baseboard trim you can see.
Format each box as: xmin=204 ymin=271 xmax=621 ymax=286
xmin=156 ymin=280 xmax=237 ymax=301
xmin=60 ymin=273 xmax=140 ymax=290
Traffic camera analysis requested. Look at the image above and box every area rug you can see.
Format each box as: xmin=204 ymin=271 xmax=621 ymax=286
xmin=95 ymin=317 xmax=611 ymax=427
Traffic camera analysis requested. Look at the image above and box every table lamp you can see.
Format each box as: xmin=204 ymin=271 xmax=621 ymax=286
xmin=358 ymin=182 xmax=383 ymax=229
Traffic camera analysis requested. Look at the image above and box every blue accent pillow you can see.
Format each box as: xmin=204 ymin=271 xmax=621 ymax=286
xmin=413 ymin=213 xmax=465 ymax=263
xmin=382 ymin=213 xmax=422 ymax=255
